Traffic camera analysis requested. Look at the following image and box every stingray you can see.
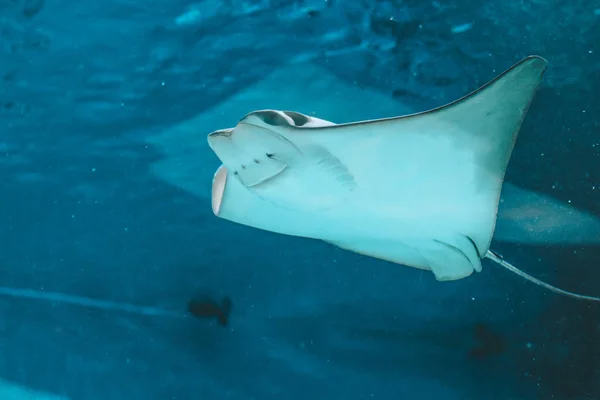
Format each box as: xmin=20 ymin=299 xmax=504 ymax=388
xmin=148 ymin=60 xmax=600 ymax=246
xmin=206 ymin=56 xmax=599 ymax=302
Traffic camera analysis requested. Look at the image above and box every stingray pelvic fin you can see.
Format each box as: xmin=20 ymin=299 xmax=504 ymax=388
xmin=485 ymin=250 xmax=600 ymax=302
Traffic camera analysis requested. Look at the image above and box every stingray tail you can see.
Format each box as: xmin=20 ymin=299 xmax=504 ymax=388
xmin=485 ymin=250 xmax=600 ymax=302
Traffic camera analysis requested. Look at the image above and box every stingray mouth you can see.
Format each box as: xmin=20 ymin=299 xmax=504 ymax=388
xmin=211 ymin=165 xmax=227 ymax=216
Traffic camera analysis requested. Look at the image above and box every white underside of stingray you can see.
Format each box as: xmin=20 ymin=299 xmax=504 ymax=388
xmin=205 ymin=56 xmax=599 ymax=302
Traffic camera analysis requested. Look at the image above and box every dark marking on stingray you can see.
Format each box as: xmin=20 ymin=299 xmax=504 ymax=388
xmin=464 ymin=235 xmax=481 ymax=257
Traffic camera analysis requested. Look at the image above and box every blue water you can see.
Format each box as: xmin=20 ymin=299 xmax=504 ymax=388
xmin=1 ymin=1 xmax=599 ymax=399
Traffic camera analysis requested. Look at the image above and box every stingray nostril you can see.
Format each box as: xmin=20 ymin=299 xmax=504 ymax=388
xmin=241 ymin=165 xmax=246 ymax=170
xmin=266 ymin=153 xmax=275 ymax=159
xmin=253 ymin=159 xmax=260 ymax=164
xmin=233 ymin=171 xmax=238 ymax=175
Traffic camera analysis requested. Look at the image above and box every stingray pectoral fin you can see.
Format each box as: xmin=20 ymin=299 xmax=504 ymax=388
xmin=313 ymin=56 xmax=547 ymax=259
xmin=423 ymin=55 xmax=549 ymax=258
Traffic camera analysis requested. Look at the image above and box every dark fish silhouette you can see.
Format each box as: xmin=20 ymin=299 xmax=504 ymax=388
xmin=187 ymin=295 xmax=232 ymax=327
xmin=468 ymin=323 xmax=507 ymax=360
